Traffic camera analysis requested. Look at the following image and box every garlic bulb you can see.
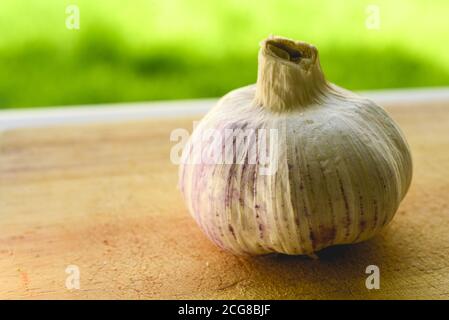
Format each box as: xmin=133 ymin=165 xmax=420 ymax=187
xmin=179 ymin=36 xmax=412 ymax=256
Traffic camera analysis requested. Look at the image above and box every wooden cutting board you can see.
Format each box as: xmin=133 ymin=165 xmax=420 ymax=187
xmin=1 ymin=101 xmax=449 ymax=299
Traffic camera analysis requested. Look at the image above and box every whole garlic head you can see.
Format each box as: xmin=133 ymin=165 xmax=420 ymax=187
xmin=179 ymin=36 xmax=412 ymax=256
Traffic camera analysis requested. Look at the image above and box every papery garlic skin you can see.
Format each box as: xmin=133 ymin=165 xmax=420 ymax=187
xmin=179 ymin=36 xmax=412 ymax=256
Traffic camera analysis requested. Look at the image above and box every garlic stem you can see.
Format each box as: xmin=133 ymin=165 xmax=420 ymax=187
xmin=254 ymin=36 xmax=328 ymax=112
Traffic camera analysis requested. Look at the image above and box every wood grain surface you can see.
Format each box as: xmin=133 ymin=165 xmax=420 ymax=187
xmin=1 ymin=102 xmax=449 ymax=299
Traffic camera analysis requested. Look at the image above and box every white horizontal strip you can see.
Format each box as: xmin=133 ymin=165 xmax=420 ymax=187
xmin=0 ymin=99 xmax=215 ymax=131
xmin=1 ymin=87 xmax=448 ymax=131
xmin=361 ymin=87 xmax=449 ymax=105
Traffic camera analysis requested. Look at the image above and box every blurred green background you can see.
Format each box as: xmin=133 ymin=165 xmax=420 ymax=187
xmin=0 ymin=0 xmax=448 ymax=109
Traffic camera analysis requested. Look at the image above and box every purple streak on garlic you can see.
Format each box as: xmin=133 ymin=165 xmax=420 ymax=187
xmin=179 ymin=36 xmax=412 ymax=256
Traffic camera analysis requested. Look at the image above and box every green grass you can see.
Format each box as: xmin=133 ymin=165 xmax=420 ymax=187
xmin=0 ymin=0 xmax=448 ymax=109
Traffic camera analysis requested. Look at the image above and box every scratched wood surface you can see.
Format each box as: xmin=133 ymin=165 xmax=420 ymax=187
xmin=1 ymin=101 xmax=449 ymax=299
